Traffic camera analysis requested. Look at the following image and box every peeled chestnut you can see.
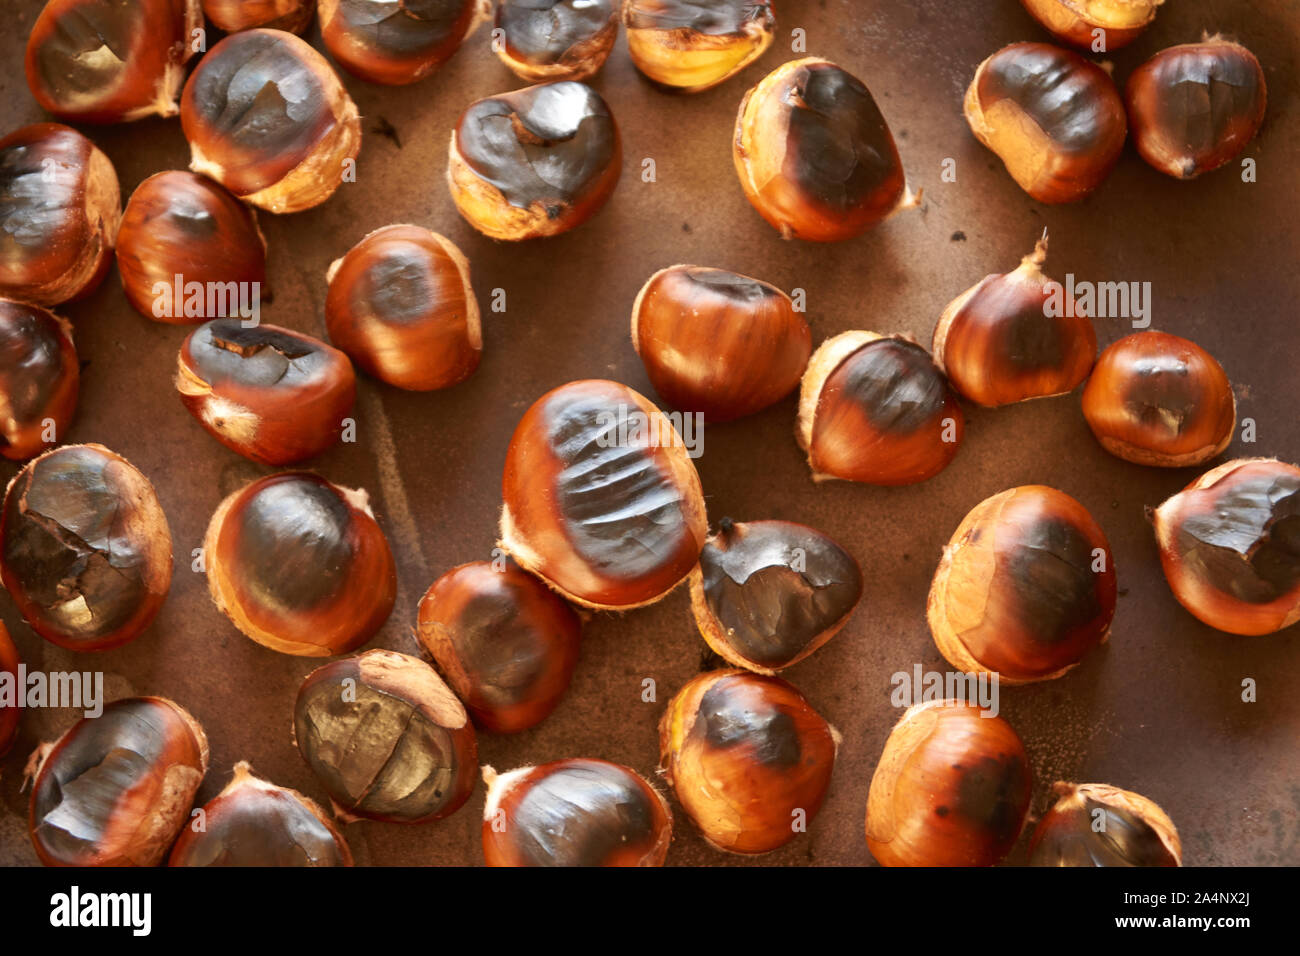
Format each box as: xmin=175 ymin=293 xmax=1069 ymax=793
xmin=1 ymin=444 xmax=172 ymax=652
xmin=965 ymin=42 xmax=1126 ymax=203
xmin=448 ymin=81 xmax=621 ymax=240
xmin=866 ymin=700 xmax=1032 ymax=867
xmin=494 ymin=0 xmax=618 ymax=83
xmin=169 ymin=761 xmax=353 ymax=867
xmin=1029 ymin=782 xmax=1181 ymax=867
xmin=500 ymin=379 xmax=707 ymax=609
xmin=176 ymin=320 xmax=356 ymax=464
xmin=797 ymin=331 xmax=964 ymax=485
xmin=325 ymin=225 xmax=481 ymax=391
xmin=623 ymin=0 xmax=775 ymax=93
xmin=482 ymin=759 xmax=671 ymax=866
xmin=181 ymin=29 xmax=361 ymax=214
xmin=205 ymin=473 xmax=396 ymax=656
xmin=660 ymin=669 xmax=837 ymax=854
xmin=1153 ymin=458 xmax=1300 ymax=636
xmin=1082 ymin=331 xmax=1235 ymax=467
xmin=28 ymin=697 xmax=208 ymax=867
xmin=1020 ymin=0 xmax=1162 ymax=51
xmin=631 ymin=265 xmax=811 ymax=422
xmin=294 ymin=649 xmax=478 ymax=822
xmin=0 ymin=623 xmax=19 ymax=757
xmin=320 ymin=0 xmax=489 ymax=85
xmin=0 ymin=124 xmax=121 ymax=307
xmin=0 ymin=299 xmax=79 ymax=461
xmin=203 ymin=0 xmax=316 ymax=33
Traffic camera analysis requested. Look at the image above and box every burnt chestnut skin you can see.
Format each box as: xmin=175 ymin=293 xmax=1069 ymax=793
xmin=495 ymin=0 xmax=618 ymax=82
xmin=203 ymin=0 xmax=316 ymax=34
xmin=624 ymin=0 xmax=775 ymax=93
xmin=319 ymin=0 xmax=488 ymax=85
xmin=0 ymin=299 xmax=79 ymax=461
xmin=0 ymin=623 xmax=19 ymax=757
xmin=1029 ymin=782 xmax=1181 ymax=867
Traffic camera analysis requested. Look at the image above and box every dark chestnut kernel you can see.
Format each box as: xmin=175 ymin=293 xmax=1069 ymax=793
xmin=495 ymin=0 xmax=618 ymax=82
xmin=319 ymin=0 xmax=489 ymax=85
xmin=0 ymin=298 xmax=79 ymax=461
xmin=1029 ymin=782 xmax=1181 ymax=867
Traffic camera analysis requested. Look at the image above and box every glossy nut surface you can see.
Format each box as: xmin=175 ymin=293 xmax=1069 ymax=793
xmin=319 ymin=0 xmax=489 ymax=85
xmin=495 ymin=0 xmax=618 ymax=82
xmin=0 ymin=623 xmax=19 ymax=757
xmin=623 ymin=0 xmax=775 ymax=93
xmin=1019 ymin=0 xmax=1162 ymax=51
xmin=203 ymin=0 xmax=316 ymax=33
xmin=1029 ymin=781 xmax=1181 ymax=866
xmin=0 ymin=299 xmax=79 ymax=461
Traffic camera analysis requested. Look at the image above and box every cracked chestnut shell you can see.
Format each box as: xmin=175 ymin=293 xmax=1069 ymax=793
xmin=500 ymin=379 xmax=708 ymax=610
xmin=965 ymin=42 xmax=1126 ymax=203
xmin=1029 ymin=782 xmax=1181 ymax=867
xmin=797 ymin=331 xmax=964 ymax=485
xmin=28 ymin=696 xmax=209 ymax=867
xmin=203 ymin=0 xmax=316 ymax=34
xmin=1 ymin=444 xmax=172 ymax=652
xmin=1153 ymin=458 xmax=1300 ymax=636
xmin=866 ymin=700 xmax=1032 ymax=867
xmin=623 ymin=0 xmax=775 ymax=93
xmin=928 ymin=485 xmax=1117 ymax=684
xmin=176 ymin=319 xmax=357 ymax=464
xmin=1020 ymin=0 xmax=1162 ymax=51
xmin=495 ymin=0 xmax=618 ymax=83
xmin=448 ymin=81 xmax=622 ymax=240
xmin=0 ymin=623 xmax=19 ymax=757
xmin=482 ymin=759 xmax=672 ymax=866
xmin=294 ymin=649 xmax=478 ymax=823
xmin=0 ymin=299 xmax=79 ymax=461
xmin=180 ymin=29 xmax=361 ymax=214
xmin=659 ymin=669 xmax=838 ymax=854
xmin=319 ymin=0 xmax=489 ymax=85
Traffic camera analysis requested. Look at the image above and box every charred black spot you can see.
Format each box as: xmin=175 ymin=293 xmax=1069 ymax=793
xmin=498 ymin=0 xmax=615 ymax=64
xmin=1121 ymin=354 xmax=1201 ymax=438
xmin=0 ymin=302 xmax=68 ymax=428
xmin=176 ymin=786 xmax=347 ymax=866
xmin=510 ymin=762 xmax=658 ymax=866
xmin=625 ymin=0 xmax=772 ymax=34
xmin=830 ymin=338 xmax=949 ymax=434
xmin=355 ymin=247 xmax=439 ymax=325
xmin=977 ymin=44 xmax=1117 ymax=154
xmin=699 ymin=679 xmax=801 ymax=767
xmin=331 ymin=0 xmax=473 ymax=58
xmin=188 ymin=319 xmax=333 ymax=389
xmin=1004 ymin=515 xmax=1103 ymax=644
xmin=955 ymin=753 xmax=1029 ymax=845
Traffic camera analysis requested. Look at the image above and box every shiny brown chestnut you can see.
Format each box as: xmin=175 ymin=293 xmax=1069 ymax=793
xmin=0 ymin=299 xmax=79 ymax=461
xmin=0 ymin=623 xmax=19 ymax=757
xmin=1029 ymin=782 xmax=1181 ymax=867
xmin=495 ymin=0 xmax=619 ymax=83
xmin=176 ymin=320 xmax=356 ymax=464
xmin=0 ymin=124 xmax=121 ymax=307
xmin=623 ymin=0 xmax=775 ymax=93
xmin=482 ymin=759 xmax=672 ymax=866
xmin=1020 ymin=0 xmax=1162 ymax=51
xmin=181 ymin=29 xmax=361 ymax=214
xmin=1153 ymin=458 xmax=1300 ymax=636
xmin=28 ymin=697 xmax=208 ymax=867
xmin=203 ymin=0 xmax=316 ymax=34
xmin=797 ymin=331 xmax=964 ymax=485
xmin=1 ymin=444 xmax=172 ymax=652
xmin=866 ymin=700 xmax=1032 ymax=867
xmin=631 ymin=265 xmax=811 ymax=422
xmin=1082 ymin=331 xmax=1235 ymax=467
xmin=500 ymin=379 xmax=708 ymax=609
xmin=320 ymin=0 xmax=489 ymax=85
xmin=168 ymin=761 xmax=353 ymax=867
xmin=660 ymin=669 xmax=838 ymax=854
xmin=325 ymin=225 xmax=481 ymax=391
xmin=294 ymin=649 xmax=478 ymax=822
xmin=965 ymin=42 xmax=1126 ymax=203
xmin=1126 ymin=38 xmax=1267 ymax=181
xmin=417 ymin=560 xmax=582 ymax=733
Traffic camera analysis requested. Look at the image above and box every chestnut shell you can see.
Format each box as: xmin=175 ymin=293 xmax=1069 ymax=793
xmin=0 ymin=298 xmax=79 ymax=461
xmin=1029 ymin=782 xmax=1181 ymax=867
xmin=623 ymin=0 xmax=776 ymax=93
xmin=203 ymin=0 xmax=317 ymax=34
xmin=1019 ymin=0 xmax=1162 ymax=51
xmin=319 ymin=0 xmax=489 ymax=86
xmin=495 ymin=0 xmax=618 ymax=83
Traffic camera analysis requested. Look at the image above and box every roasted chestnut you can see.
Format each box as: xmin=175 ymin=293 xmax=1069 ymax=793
xmin=1020 ymin=0 xmax=1162 ymax=51
xmin=865 ymin=700 xmax=1032 ymax=867
xmin=325 ymin=225 xmax=481 ymax=391
xmin=203 ymin=0 xmax=316 ymax=33
xmin=0 ymin=123 xmax=121 ymax=307
xmin=0 ymin=298 xmax=79 ymax=461
xmin=1153 ymin=458 xmax=1300 ymax=636
xmin=1029 ymin=781 xmax=1181 ymax=867
xmin=319 ymin=0 xmax=489 ymax=85
xmin=500 ymin=379 xmax=708 ymax=609
xmin=205 ymin=472 xmax=396 ymax=656
xmin=623 ymin=0 xmax=775 ymax=93
xmin=448 ymin=81 xmax=622 ymax=240
xmin=631 ymin=265 xmax=811 ymax=422
xmin=176 ymin=320 xmax=357 ymax=464
xmin=1126 ymin=38 xmax=1267 ymax=180
xmin=28 ymin=696 xmax=208 ymax=867
xmin=965 ymin=42 xmax=1126 ymax=203
xmin=689 ymin=518 xmax=863 ymax=674
xmin=294 ymin=649 xmax=478 ymax=822
xmin=933 ymin=235 xmax=1097 ymax=407
xmin=482 ymin=759 xmax=672 ymax=866
xmin=1 ymin=444 xmax=172 ymax=652
xmin=417 ymin=560 xmax=582 ymax=733
xmin=0 ymin=623 xmax=20 ymax=757
xmin=659 ymin=669 xmax=838 ymax=854
xmin=1082 ymin=331 xmax=1235 ymax=467
xmin=181 ymin=29 xmax=361 ymax=214
xmin=797 ymin=331 xmax=964 ymax=485
xmin=168 ymin=761 xmax=353 ymax=867
xmin=494 ymin=0 xmax=619 ymax=83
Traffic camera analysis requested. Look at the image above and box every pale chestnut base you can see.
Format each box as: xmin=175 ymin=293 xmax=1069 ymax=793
xmin=626 ymin=21 xmax=774 ymax=93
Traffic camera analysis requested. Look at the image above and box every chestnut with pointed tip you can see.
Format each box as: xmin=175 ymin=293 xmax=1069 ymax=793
xmin=203 ymin=0 xmax=316 ymax=34
xmin=319 ymin=0 xmax=490 ymax=85
xmin=0 ymin=623 xmax=19 ymax=757
xmin=0 ymin=299 xmax=79 ymax=461
xmin=495 ymin=0 xmax=618 ymax=82
xmin=1029 ymin=782 xmax=1181 ymax=867
xmin=623 ymin=0 xmax=775 ymax=93
xmin=1019 ymin=0 xmax=1162 ymax=51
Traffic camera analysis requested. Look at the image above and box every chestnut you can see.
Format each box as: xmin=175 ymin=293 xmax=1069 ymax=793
xmin=168 ymin=761 xmax=353 ymax=867
xmin=965 ymin=42 xmax=1126 ymax=203
xmin=175 ymin=319 xmax=356 ymax=464
xmin=1126 ymin=38 xmax=1267 ymax=180
xmin=319 ymin=0 xmax=489 ymax=85
xmin=28 ymin=697 xmax=208 ymax=867
xmin=294 ymin=649 xmax=478 ymax=823
xmin=499 ymin=379 xmax=708 ymax=609
xmin=797 ymin=331 xmax=964 ymax=485
xmin=1153 ymin=458 xmax=1300 ymax=636
xmin=494 ymin=0 xmax=619 ymax=83
xmin=204 ymin=472 xmax=396 ymax=656
xmin=1082 ymin=331 xmax=1235 ymax=467
xmin=482 ymin=759 xmax=672 ymax=866
xmin=933 ymin=235 xmax=1097 ymax=407
xmin=1029 ymin=782 xmax=1181 ymax=867
xmin=1019 ymin=0 xmax=1162 ymax=51
xmin=630 ymin=265 xmax=811 ymax=422
xmin=0 ymin=123 xmax=121 ymax=307
xmin=659 ymin=669 xmax=838 ymax=854
xmin=325 ymin=225 xmax=481 ymax=391
xmin=180 ymin=29 xmax=361 ymax=214
xmin=203 ymin=0 xmax=316 ymax=34
xmin=448 ymin=81 xmax=622 ymax=240
xmin=689 ymin=518 xmax=863 ymax=674
xmin=865 ymin=700 xmax=1032 ymax=867
xmin=928 ymin=485 xmax=1117 ymax=684
xmin=0 ymin=623 xmax=19 ymax=757
xmin=623 ymin=0 xmax=775 ymax=93
xmin=0 ymin=298 xmax=79 ymax=461
xmin=1 ymin=444 xmax=172 ymax=652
